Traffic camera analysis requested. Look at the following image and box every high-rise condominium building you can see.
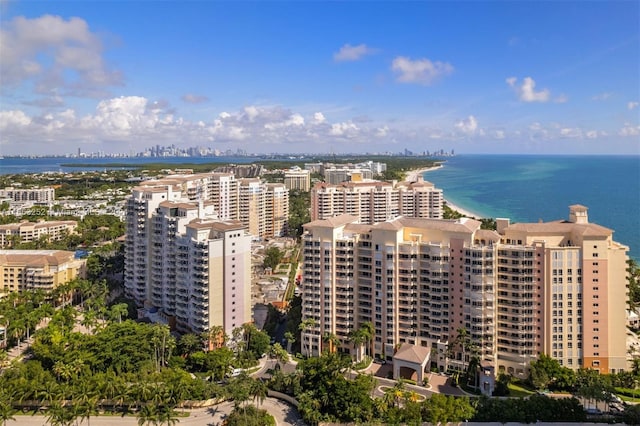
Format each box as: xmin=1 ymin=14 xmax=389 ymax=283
xmin=131 ymin=172 xmax=288 ymax=239
xmin=125 ymin=182 xmax=252 ymax=336
xmin=284 ymin=168 xmax=311 ymax=192
xmin=0 ymin=250 xmax=86 ymax=294
xmin=0 ymin=220 xmax=77 ymax=248
xmin=300 ymin=205 xmax=628 ymax=377
xmin=310 ymin=177 xmax=443 ymax=224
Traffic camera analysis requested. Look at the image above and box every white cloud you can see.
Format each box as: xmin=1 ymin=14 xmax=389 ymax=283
xmin=592 ymin=92 xmax=612 ymax=101
xmin=0 ymin=14 xmax=122 ymax=97
xmin=0 ymin=96 xmax=625 ymax=155
xmin=182 ymin=94 xmax=209 ymax=104
xmin=628 ymin=101 xmax=639 ymax=110
xmin=375 ymin=126 xmax=389 ymax=137
xmin=559 ymin=127 xmax=582 ymax=138
xmin=619 ymin=123 xmax=640 ymax=136
xmin=0 ymin=110 xmax=32 ymax=127
xmin=391 ymin=56 xmax=454 ymax=86
xmin=264 ymin=113 xmax=305 ymax=130
xmin=243 ymin=106 xmax=260 ymax=121
xmin=454 ymin=115 xmax=478 ymax=135
xmin=329 ymin=121 xmax=359 ymax=137
xmin=333 ymin=43 xmax=377 ymax=62
xmin=312 ymin=112 xmax=326 ymax=124
xmin=506 ymin=76 xmax=551 ymax=102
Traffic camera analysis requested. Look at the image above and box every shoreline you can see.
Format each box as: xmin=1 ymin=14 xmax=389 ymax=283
xmin=405 ymin=165 xmax=485 ymax=219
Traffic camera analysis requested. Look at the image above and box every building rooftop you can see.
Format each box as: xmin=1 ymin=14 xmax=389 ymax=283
xmin=0 ymin=250 xmax=76 ymax=266
xmin=505 ymin=221 xmax=612 ymax=237
xmin=393 ymin=343 xmax=431 ymax=364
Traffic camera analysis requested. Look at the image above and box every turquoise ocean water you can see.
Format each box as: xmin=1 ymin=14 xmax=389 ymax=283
xmin=424 ymin=155 xmax=640 ymax=261
xmin=0 ymin=154 xmax=638 ymax=260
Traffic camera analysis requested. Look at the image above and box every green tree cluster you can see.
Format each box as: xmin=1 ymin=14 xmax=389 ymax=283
xmin=287 ymin=190 xmax=310 ymax=237
xmin=263 ymin=247 xmax=284 ymax=270
xmin=474 ymin=395 xmax=586 ymax=423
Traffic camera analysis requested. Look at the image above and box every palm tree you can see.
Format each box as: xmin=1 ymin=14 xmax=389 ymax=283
xmin=136 ymin=403 xmax=158 ymax=426
xmin=203 ymin=325 xmax=225 ymax=351
xmin=177 ymin=333 xmax=202 ymax=356
xmin=322 ymin=332 xmax=340 ymax=354
xmin=283 ymin=331 xmax=295 ymax=353
xmin=250 ymin=379 xmax=268 ymax=407
xmin=109 ymin=303 xmax=129 ymax=324
xmin=298 ymin=318 xmax=317 ymax=357
xmin=268 ymin=343 xmax=289 ymax=370
xmin=46 ymin=401 xmax=76 ymax=426
xmin=76 ymin=396 xmax=100 ymax=426
xmin=36 ymin=380 xmax=61 ymax=407
xmin=454 ymin=327 xmax=470 ymax=373
xmin=348 ymin=328 xmax=366 ymax=362
xmin=0 ymin=400 xmax=15 ymax=426
xmin=154 ymin=403 xmax=179 ymax=426
xmin=360 ymin=321 xmax=375 ymax=358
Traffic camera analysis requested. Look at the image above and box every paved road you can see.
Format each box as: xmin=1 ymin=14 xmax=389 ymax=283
xmin=6 ymin=397 xmax=306 ymax=426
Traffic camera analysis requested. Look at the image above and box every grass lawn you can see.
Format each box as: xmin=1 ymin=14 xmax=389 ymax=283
xmin=508 ymin=382 xmax=535 ymax=397
xmin=619 ymin=394 xmax=640 ymax=402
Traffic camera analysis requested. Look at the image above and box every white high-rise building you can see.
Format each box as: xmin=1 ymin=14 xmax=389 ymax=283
xmin=131 ymin=172 xmax=288 ymax=239
xmin=124 ymin=177 xmax=253 ymax=336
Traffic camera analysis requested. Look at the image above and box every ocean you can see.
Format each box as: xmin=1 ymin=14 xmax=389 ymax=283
xmin=0 ymin=154 xmax=637 ymax=260
xmin=423 ymin=155 xmax=640 ymax=261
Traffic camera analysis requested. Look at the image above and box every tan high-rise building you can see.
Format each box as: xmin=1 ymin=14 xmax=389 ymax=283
xmin=284 ymin=168 xmax=311 ymax=191
xmin=300 ymin=205 xmax=628 ymax=376
xmin=310 ymin=177 xmax=443 ymax=224
xmin=0 ymin=250 xmax=86 ymax=294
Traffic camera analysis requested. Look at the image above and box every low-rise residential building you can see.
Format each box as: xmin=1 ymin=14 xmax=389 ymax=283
xmin=0 ymin=249 xmax=86 ymax=294
xmin=0 ymin=187 xmax=55 ymax=205
xmin=0 ymin=220 xmax=77 ymax=247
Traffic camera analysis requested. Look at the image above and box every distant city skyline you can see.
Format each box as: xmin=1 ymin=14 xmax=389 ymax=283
xmin=0 ymin=1 xmax=638 ymax=156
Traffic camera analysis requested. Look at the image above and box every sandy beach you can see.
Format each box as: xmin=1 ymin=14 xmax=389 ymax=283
xmin=405 ymin=165 xmax=484 ymax=219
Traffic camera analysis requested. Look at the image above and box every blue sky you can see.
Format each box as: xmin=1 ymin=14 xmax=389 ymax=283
xmin=1 ymin=1 xmax=638 ymax=156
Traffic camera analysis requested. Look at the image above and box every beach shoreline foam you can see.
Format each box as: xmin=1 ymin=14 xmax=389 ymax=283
xmin=405 ymin=165 xmax=484 ymax=219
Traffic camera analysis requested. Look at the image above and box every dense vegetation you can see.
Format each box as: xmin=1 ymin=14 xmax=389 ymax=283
xmin=287 ymin=189 xmax=311 ymax=237
xmin=0 ymin=285 xmax=274 ymax=425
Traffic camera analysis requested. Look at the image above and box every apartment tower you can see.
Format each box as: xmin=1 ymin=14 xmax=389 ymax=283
xmin=310 ymin=177 xmax=443 ymax=224
xmin=300 ymin=205 xmax=628 ymax=376
xmin=124 ymin=178 xmax=253 ymax=336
